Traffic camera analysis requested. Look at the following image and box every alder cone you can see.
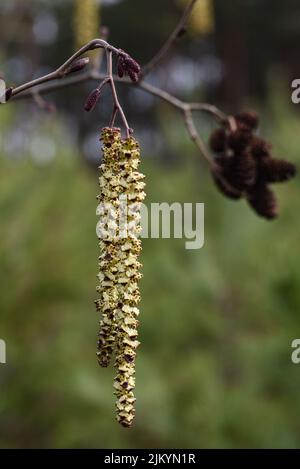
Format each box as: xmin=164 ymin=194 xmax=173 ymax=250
xmin=260 ymin=158 xmax=297 ymax=183
xmin=208 ymin=110 xmax=296 ymax=220
xmin=228 ymin=151 xmax=256 ymax=190
xmin=250 ymin=136 xmax=271 ymax=159
xmin=209 ymin=128 xmax=227 ymax=153
xmin=212 ymin=156 xmax=242 ymax=199
xmin=228 ymin=129 xmax=252 ymax=153
xmin=235 ymin=111 xmax=259 ymax=131
xmin=212 ymin=172 xmax=242 ymax=200
xmin=247 ymin=183 xmax=278 ymax=220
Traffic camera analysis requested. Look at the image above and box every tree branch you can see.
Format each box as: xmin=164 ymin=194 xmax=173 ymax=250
xmin=3 ymin=30 xmax=231 ymax=172
xmin=11 ymin=39 xmax=120 ymax=98
xmin=9 ymin=70 xmax=229 ymax=169
xmin=142 ymin=0 xmax=198 ymax=77
xmin=0 ymin=8 xmax=263 ymax=214
xmin=183 ymin=108 xmax=217 ymax=169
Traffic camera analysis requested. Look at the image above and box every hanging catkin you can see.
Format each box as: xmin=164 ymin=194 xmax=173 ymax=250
xmin=96 ymin=127 xmax=145 ymax=427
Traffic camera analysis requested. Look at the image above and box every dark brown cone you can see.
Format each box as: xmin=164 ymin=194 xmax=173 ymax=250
xmin=212 ymin=157 xmax=243 ymax=199
xmin=235 ymin=111 xmax=259 ymax=131
xmin=228 ymin=129 xmax=252 ymax=153
xmin=228 ymin=150 xmax=256 ymax=190
xmin=247 ymin=183 xmax=278 ymax=219
xmin=250 ymin=136 xmax=271 ymax=159
xmin=260 ymin=158 xmax=297 ymax=183
xmin=209 ymin=128 xmax=227 ymax=153
xmin=212 ymin=172 xmax=243 ymax=200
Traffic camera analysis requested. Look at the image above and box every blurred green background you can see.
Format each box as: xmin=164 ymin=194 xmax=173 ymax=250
xmin=0 ymin=0 xmax=300 ymax=449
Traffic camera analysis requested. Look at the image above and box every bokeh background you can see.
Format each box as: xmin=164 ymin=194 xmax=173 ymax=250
xmin=0 ymin=0 xmax=300 ymax=449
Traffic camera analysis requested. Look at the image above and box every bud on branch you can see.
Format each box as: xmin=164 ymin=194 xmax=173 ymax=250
xmin=64 ymin=57 xmax=90 ymax=76
xmin=84 ymin=87 xmax=102 ymax=112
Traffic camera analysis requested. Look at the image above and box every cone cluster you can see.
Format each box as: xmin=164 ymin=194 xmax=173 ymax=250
xmin=117 ymin=50 xmax=141 ymax=83
xmin=95 ymin=127 xmax=146 ymax=427
xmin=209 ymin=111 xmax=297 ymax=219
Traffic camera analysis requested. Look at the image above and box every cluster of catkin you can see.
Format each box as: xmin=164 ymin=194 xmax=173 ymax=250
xmin=95 ymin=127 xmax=146 ymax=427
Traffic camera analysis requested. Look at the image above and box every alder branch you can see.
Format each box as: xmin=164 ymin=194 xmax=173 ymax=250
xmin=1 ymin=6 xmax=294 ymax=221
xmin=9 ymin=70 xmax=229 ymax=169
xmin=2 ymin=1 xmax=229 ymax=171
xmin=10 ymin=67 xmax=228 ymax=165
xmin=183 ymin=108 xmax=217 ymax=169
xmin=11 ymin=39 xmax=120 ymax=98
xmin=1 ymin=0 xmax=228 ymax=168
xmin=142 ymin=0 xmax=198 ymax=77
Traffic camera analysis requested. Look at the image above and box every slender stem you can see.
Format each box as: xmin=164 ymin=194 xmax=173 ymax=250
xmin=9 ymin=68 xmax=227 ymax=166
xmin=188 ymin=103 xmax=228 ymax=123
xmin=183 ymin=108 xmax=216 ymax=169
xmin=11 ymin=70 xmax=92 ymax=97
xmin=142 ymin=0 xmax=197 ymax=77
xmin=97 ymin=77 xmax=110 ymax=92
xmin=12 ymin=70 xmax=58 ymax=97
xmin=109 ymin=106 xmax=118 ymax=127
xmin=106 ymin=50 xmax=131 ymax=138
xmin=1 ymin=1 xmax=228 ymax=167
xmin=139 ymin=80 xmax=185 ymax=110
xmin=5 ymin=32 xmax=230 ymax=169
xmin=11 ymin=71 xmax=227 ymax=125
xmin=11 ymin=39 xmax=119 ymax=98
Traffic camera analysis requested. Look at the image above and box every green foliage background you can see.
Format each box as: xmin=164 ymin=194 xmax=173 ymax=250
xmin=0 ymin=89 xmax=300 ymax=448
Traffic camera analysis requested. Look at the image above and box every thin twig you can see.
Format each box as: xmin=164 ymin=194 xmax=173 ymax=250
xmin=9 ymin=68 xmax=227 ymax=166
xmin=109 ymin=106 xmax=118 ymax=128
xmin=183 ymin=109 xmax=242 ymax=196
xmin=188 ymin=102 xmax=228 ymax=123
xmin=106 ymin=50 xmax=131 ymax=138
xmin=0 ymin=3 xmax=244 ymax=197
xmin=5 ymin=31 xmax=230 ymax=170
xmin=142 ymin=0 xmax=197 ymax=77
xmin=11 ymin=39 xmax=119 ymax=98
xmin=183 ymin=108 xmax=216 ymax=169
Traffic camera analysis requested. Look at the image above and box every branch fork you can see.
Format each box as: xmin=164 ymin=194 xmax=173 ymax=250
xmin=3 ymin=0 xmax=226 ymax=167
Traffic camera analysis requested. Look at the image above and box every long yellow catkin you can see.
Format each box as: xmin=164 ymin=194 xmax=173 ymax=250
xmin=96 ymin=127 xmax=146 ymax=427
